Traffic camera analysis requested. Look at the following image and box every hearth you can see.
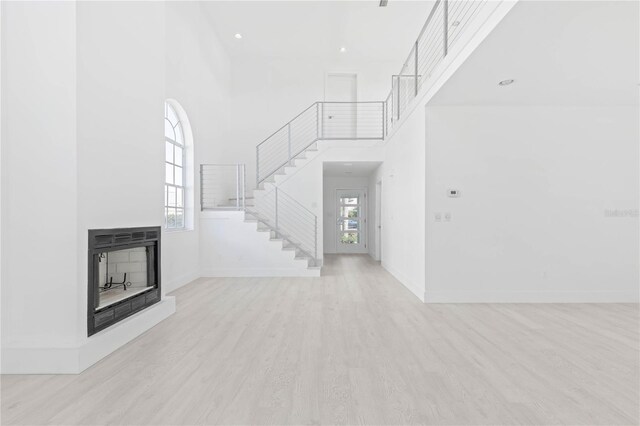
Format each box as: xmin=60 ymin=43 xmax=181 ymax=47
xmin=88 ymin=227 xmax=161 ymax=336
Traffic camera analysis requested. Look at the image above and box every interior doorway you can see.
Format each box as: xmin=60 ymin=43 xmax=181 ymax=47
xmin=324 ymin=73 xmax=357 ymax=139
xmin=335 ymin=188 xmax=367 ymax=254
xmin=322 ymin=161 xmax=382 ymax=258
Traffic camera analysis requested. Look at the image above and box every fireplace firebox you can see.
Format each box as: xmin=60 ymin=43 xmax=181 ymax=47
xmin=88 ymin=227 xmax=161 ymax=336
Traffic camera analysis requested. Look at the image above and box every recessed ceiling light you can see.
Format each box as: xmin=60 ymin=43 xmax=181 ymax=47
xmin=498 ymin=79 xmax=515 ymax=86
xmin=339 ymin=47 xmax=347 ymax=53
xmin=234 ymin=33 xmax=243 ymax=39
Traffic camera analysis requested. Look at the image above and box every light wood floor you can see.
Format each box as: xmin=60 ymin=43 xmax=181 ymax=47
xmin=2 ymin=254 xmax=639 ymax=425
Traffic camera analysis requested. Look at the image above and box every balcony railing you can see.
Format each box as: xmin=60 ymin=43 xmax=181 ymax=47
xmin=386 ymin=0 xmax=489 ymax=134
xmin=200 ymin=164 xmax=246 ymax=211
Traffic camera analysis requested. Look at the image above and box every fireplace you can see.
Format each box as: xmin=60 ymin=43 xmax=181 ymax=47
xmin=88 ymin=227 xmax=161 ymax=336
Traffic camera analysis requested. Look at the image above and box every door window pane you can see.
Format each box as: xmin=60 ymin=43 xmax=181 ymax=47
xmin=340 ymin=206 xmax=358 ymax=218
xmin=340 ymin=232 xmax=359 ymax=244
xmin=340 ymin=197 xmax=359 ymax=205
xmin=341 ymin=219 xmax=359 ymax=231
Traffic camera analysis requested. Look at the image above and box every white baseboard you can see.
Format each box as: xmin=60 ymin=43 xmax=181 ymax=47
xmin=201 ymin=268 xmax=320 ymax=278
xmin=424 ymin=291 xmax=640 ymax=303
xmin=1 ymin=297 xmax=176 ymax=374
xmin=381 ymin=262 xmax=425 ymax=302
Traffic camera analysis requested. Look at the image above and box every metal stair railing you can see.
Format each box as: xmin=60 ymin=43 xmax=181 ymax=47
xmin=200 ymin=164 xmax=246 ymax=211
xmin=249 ymin=186 xmax=318 ymax=265
xmin=256 ymin=101 xmax=385 ymax=186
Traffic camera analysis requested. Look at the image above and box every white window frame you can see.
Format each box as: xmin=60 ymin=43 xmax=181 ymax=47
xmin=164 ymin=101 xmax=186 ymax=229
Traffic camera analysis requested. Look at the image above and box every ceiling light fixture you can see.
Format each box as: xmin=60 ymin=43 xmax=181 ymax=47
xmin=498 ymin=79 xmax=515 ymax=86
xmin=339 ymin=47 xmax=347 ymax=53
xmin=234 ymin=33 xmax=243 ymax=39
xmin=379 ymin=0 xmax=389 ymax=6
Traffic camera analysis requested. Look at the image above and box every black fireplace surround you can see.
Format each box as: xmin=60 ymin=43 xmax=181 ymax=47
xmin=88 ymin=226 xmax=161 ymax=336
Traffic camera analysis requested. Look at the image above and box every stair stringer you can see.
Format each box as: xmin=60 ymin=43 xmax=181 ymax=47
xmin=199 ymin=210 xmax=320 ymax=277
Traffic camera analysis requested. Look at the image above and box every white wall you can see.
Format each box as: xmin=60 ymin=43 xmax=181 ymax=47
xmin=164 ymin=2 xmax=232 ymax=293
xmin=1 ymin=1 xmax=79 ymax=353
xmin=425 ymin=106 xmax=639 ymax=302
xmin=372 ymin=109 xmax=427 ymax=301
xmin=323 ymin=175 xmax=371 ymax=254
xmin=1 ymin=1 xmax=183 ymax=373
xmin=76 ymin=1 xmax=166 ymax=317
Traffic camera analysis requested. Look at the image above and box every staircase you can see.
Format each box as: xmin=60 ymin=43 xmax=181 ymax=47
xmin=200 ymin=0 xmax=495 ymax=275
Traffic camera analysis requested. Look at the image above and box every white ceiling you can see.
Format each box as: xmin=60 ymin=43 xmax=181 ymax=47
xmin=430 ymin=1 xmax=639 ymax=106
xmin=201 ymin=1 xmax=434 ymax=62
xmin=323 ymin=161 xmax=382 ymax=177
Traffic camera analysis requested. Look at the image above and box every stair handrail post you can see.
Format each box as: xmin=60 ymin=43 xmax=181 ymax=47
xmin=381 ymin=101 xmax=386 ymax=139
xmin=320 ymin=102 xmax=324 ymax=139
xmin=236 ymin=164 xmax=240 ymax=210
xmin=414 ymin=41 xmax=419 ymax=96
xmin=287 ymin=122 xmax=292 ymax=163
xmin=256 ymin=147 xmax=260 ymax=187
xmin=314 ymin=215 xmax=318 ymax=262
xmin=443 ymin=0 xmax=449 ymax=57
xmin=199 ymin=164 xmax=204 ymax=211
xmin=396 ymin=76 xmax=400 ymax=121
xmin=242 ymin=164 xmax=246 ymax=211
xmin=275 ymin=186 xmax=279 ymax=235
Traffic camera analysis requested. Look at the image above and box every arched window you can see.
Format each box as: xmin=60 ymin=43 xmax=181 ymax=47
xmin=164 ymin=101 xmax=187 ymax=229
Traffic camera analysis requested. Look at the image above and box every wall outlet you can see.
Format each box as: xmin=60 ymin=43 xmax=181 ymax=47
xmin=448 ymin=189 xmax=460 ymax=198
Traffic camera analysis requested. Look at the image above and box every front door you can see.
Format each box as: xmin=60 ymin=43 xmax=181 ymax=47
xmin=336 ymin=189 xmax=367 ymax=253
